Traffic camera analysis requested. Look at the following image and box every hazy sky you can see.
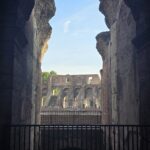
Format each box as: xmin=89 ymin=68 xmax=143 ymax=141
xmin=41 ymin=0 xmax=108 ymax=75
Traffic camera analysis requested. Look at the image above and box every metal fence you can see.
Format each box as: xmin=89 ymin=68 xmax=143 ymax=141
xmin=7 ymin=125 xmax=150 ymax=150
xmin=40 ymin=109 xmax=102 ymax=125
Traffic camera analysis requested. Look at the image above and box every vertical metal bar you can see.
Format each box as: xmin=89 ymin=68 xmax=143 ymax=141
xmin=90 ymin=125 xmax=93 ymax=150
xmin=109 ymin=126 xmax=111 ymax=150
xmin=37 ymin=126 xmax=39 ymax=150
xmin=16 ymin=127 xmax=18 ymax=150
xmin=56 ymin=126 xmax=58 ymax=150
xmin=43 ymin=126 xmax=45 ymax=150
xmin=29 ymin=126 xmax=31 ymax=150
xmin=52 ymin=125 xmax=54 ymax=150
xmin=58 ymin=125 xmax=60 ymax=150
xmin=38 ymin=126 xmax=41 ymax=150
xmin=62 ymin=125 xmax=65 ymax=149
xmin=48 ymin=126 xmax=50 ymax=150
xmin=19 ymin=126 xmax=21 ymax=150
xmin=113 ymin=126 xmax=116 ymax=150
xmin=67 ymin=125 xmax=69 ymax=148
xmin=49 ymin=126 xmax=51 ymax=150
xmin=118 ymin=126 xmax=120 ymax=150
xmin=123 ymin=126 xmax=125 ymax=150
xmin=85 ymin=125 xmax=87 ymax=150
xmin=46 ymin=126 xmax=48 ymax=150
xmin=136 ymin=126 xmax=139 ymax=150
xmin=146 ymin=126 xmax=149 ymax=150
xmin=77 ymin=125 xmax=79 ymax=148
xmin=142 ymin=126 xmax=145 ymax=150
xmin=127 ymin=126 xmax=130 ymax=150
xmin=71 ymin=125 xmax=73 ymax=148
xmin=13 ymin=127 xmax=16 ymax=150
xmin=81 ymin=125 xmax=83 ymax=150
xmin=23 ymin=126 xmax=26 ymax=150
xmin=34 ymin=126 xmax=36 ymax=150
xmin=95 ymin=126 xmax=97 ymax=150
xmin=132 ymin=126 xmax=134 ymax=150
xmin=98 ymin=125 xmax=103 ymax=149
xmin=103 ymin=126 xmax=107 ymax=150
xmin=141 ymin=126 xmax=144 ymax=150
xmin=104 ymin=126 xmax=107 ymax=150
xmin=99 ymin=125 xmax=101 ymax=150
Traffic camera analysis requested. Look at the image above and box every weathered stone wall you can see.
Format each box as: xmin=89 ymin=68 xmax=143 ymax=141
xmin=42 ymin=75 xmax=101 ymax=110
xmin=97 ymin=0 xmax=139 ymax=124
xmin=0 ymin=0 xmax=35 ymax=148
xmin=96 ymin=32 xmax=111 ymax=124
xmin=97 ymin=0 xmax=150 ymax=125
xmin=116 ymin=1 xmax=139 ymax=124
xmin=125 ymin=0 xmax=150 ymax=125
xmin=0 ymin=0 xmax=55 ymax=149
xmin=33 ymin=0 xmax=56 ymax=124
xmin=11 ymin=0 xmax=56 ymax=125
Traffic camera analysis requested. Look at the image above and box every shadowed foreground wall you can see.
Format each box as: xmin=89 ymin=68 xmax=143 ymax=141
xmin=0 ymin=0 xmax=55 ymax=149
xmin=96 ymin=0 xmax=150 ymax=125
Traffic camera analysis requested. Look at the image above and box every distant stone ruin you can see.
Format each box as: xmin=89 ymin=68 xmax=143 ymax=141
xmin=40 ymin=74 xmax=101 ymax=124
xmin=42 ymin=74 xmax=101 ymax=110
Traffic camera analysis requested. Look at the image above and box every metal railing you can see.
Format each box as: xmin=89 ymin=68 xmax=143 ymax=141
xmin=6 ymin=125 xmax=150 ymax=150
xmin=40 ymin=109 xmax=102 ymax=115
xmin=40 ymin=109 xmax=102 ymax=125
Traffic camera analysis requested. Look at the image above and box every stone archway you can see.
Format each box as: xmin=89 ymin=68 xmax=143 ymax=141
xmin=85 ymin=87 xmax=93 ymax=98
xmin=62 ymin=88 xmax=70 ymax=108
xmin=74 ymin=88 xmax=81 ymax=98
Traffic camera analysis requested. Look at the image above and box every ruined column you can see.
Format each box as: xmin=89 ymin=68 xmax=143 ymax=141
xmin=97 ymin=0 xmax=139 ymax=124
xmin=96 ymin=31 xmax=111 ymax=124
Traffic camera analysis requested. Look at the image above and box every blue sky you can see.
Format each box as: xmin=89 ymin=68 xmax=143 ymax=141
xmin=41 ymin=0 xmax=108 ymax=75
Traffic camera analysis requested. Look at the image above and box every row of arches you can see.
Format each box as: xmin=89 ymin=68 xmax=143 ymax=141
xmin=45 ymin=86 xmax=101 ymax=109
xmin=54 ymin=87 xmax=101 ymax=99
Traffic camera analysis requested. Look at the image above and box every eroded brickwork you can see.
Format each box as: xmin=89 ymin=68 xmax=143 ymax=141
xmin=42 ymin=74 xmax=101 ymax=110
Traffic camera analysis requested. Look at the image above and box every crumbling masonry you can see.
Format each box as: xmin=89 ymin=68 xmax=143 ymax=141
xmin=0 ymin=0 xmax=150 ymax=149
xmin=42 ymin=74 xmax=101 ymax=109
xmin=96 ymin=0 xmax=150 ymax=125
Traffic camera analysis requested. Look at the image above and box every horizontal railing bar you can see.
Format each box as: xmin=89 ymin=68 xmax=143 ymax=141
xmin=5 ymin=124 xmax=150 ymax=127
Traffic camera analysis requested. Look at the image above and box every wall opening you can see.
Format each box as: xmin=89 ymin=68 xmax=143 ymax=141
xmin=41 ymin=0 xmax=108 ymax=75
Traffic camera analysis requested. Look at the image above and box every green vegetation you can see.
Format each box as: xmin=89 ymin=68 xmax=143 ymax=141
xmin=52 ymin=88 xmax=60 ymax=96
xmin=42 ymin=72 xmax=50 ymax=80
xmin=42 ymin=70 xmax=57 ymax=80
xmin=49 ymin=71 xmax=57 ymax=76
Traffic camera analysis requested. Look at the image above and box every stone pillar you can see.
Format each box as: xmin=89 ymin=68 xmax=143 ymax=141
xmin=0 ymin=0 xmax=35 ymax=149
xmin=125 ymin=0 xmax=150 ymax=124
xmin=0 ymin=1 xmax=17 ymax=149
xmin=96 ymin=32 xmax=111 ymax=124
xmin=110 ymin=22 xmax=118 ymax=124
xmin=98 ymin=0 xmax=140 ymax=124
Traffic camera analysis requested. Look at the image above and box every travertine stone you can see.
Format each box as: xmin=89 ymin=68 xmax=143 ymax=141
xmin=42 ymin=74 xmax=101 ymax=110
xmin=11 ymin=0 xmax=56 ymax=125
xmin=97 ymin=0 xmax=139 ymax=124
